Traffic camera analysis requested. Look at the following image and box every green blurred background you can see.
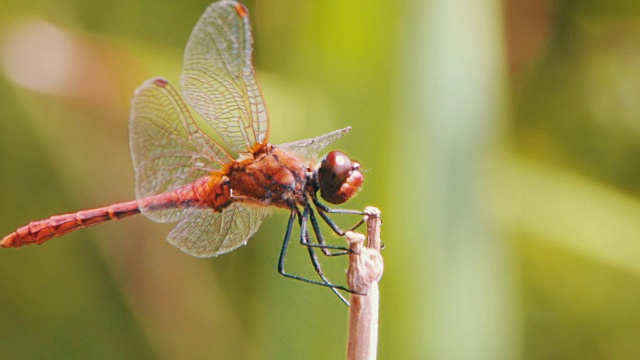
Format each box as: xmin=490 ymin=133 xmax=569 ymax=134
xmin=2 ymin=0 xmax=640 ymax=359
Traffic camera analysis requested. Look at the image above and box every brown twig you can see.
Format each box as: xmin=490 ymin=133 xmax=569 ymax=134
xmin=346 ymin=207 xmax=383 ymax=360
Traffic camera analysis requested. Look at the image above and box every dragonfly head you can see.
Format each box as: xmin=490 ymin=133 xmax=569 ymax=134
xmin=317 ymin=151 xmax=364 ymax=204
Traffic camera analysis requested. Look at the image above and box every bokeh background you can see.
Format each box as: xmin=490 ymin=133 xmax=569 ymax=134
xmin=1 ymin=0 xmax=640 ymax=359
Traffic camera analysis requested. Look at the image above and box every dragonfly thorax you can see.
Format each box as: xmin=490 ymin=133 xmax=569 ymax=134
xmin=226 ymin=146 xmax=308 ymax=209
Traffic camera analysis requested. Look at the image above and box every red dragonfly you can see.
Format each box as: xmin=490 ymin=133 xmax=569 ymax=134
xmin=1 ymin=1 xmax=364 ymax=304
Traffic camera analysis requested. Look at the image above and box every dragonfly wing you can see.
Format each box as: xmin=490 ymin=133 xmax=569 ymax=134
xmin=277 ymin=127 xmax=352 ymax=160
xmin=181 ymin=1 xmax=268 ymax=154
xmin=130 ymin=77 xmax=233 ymax=223
xmin=167 ymin=203 xmax=269 ymax=257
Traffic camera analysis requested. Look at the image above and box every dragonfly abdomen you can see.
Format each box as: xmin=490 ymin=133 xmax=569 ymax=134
xmin=1 ymin=174 xmax=231 ymax=249
xmin=1 ymin=200 xmax=141 ymax=248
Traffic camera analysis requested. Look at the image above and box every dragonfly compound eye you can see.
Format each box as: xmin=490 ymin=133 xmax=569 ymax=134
xmin=318 ymin=151 xmax=364 ymax=204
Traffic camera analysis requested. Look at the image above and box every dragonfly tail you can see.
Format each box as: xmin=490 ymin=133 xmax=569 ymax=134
xmin=1 ymin=200 xmax=141 ymax=248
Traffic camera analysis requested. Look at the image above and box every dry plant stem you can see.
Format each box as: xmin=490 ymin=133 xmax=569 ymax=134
xmin=346 ymin=207 xmax=383 ymax=360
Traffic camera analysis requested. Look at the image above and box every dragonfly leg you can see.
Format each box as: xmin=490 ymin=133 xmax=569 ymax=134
xmin=298 ymin=206 xmax=350 ymax=306
xmin=296 ymin=203 xmax=351 ymax=255
xmin=313 ymin=198 xmax=365 ymax=215
xmin=277 ymin=208 xmax=356 ymax=303
xmin=306 ymin=205 xmax=350 ymax=256
xmin=312 ymin=197 xmax=365 ymax=236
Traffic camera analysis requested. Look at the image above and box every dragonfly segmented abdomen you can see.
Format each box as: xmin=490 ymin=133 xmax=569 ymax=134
xmin=0 ymin=201 xmax=141 ymax=248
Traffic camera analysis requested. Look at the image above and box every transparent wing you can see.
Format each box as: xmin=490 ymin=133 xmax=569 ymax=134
xmin=130 ymin=77 xmax=233 ymax=223
xmin=181 ymin=1 xmax=268 ymax=154
xmin=277 ymin=127 xmax=352 ymax=160
xmin=167 ymin=203 xmax=269 ymax=257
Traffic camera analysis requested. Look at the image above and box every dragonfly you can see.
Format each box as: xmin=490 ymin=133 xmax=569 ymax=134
xmin=0 ymin=0 xmax=365 ymax=304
